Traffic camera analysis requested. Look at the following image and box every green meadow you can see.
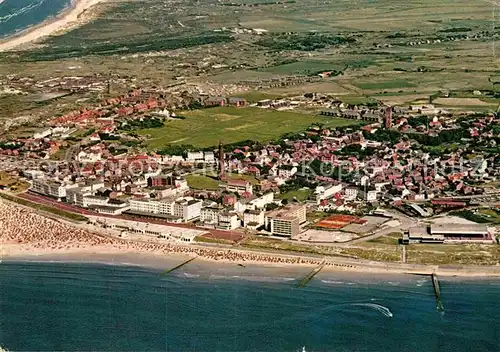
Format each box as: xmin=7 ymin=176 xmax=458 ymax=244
xmin=138 ymin=107 xmax=358 ymax=149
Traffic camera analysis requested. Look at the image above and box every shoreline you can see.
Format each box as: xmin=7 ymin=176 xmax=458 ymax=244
xmin=0 ymin=0 xmax=107 ymax=51
xmin=2 ymin=245 xmax=500 ymax=279
xmin=1 ymin=198 xmax=499 ymax=280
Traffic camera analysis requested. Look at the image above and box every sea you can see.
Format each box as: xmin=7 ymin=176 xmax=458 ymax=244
xmin=0 ymin=260 xmax=499 ymax=352
xmin=0 ymin=0 xmax=71 ymax=38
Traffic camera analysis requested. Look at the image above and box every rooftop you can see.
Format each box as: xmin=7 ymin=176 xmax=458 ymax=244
xmin=430 ymin=223 xmax=489 ymax=234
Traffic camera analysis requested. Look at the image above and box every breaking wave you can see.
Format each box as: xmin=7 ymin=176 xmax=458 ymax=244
xmin=209 ymin=274 xmax=296 ymax=282
xmin=348 ymin=303 xmax=393 ymax=318
xmin=0 ymin=0 xmax=46 ymax=24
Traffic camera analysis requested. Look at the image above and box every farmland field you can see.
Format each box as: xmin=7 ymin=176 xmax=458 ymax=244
xmin=137 ymin=107 xmax=359 ymax=149
xmin=1 ymin=0 xmax=500 ymax=130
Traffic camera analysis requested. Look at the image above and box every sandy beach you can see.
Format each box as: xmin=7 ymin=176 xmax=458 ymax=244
xmin=1 ymin=199 xmax=500 ymax=278
xmin=0 ymin=0 xmax=107 ymax=51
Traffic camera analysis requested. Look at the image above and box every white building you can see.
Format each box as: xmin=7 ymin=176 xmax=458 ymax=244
xmin=162 ymin=155 xmax=184 ymax=163
xmin=360 ymin=187 xmax=378 ymax=202
xmin=82 ymin=195 xmax=109 ymax=207
xmin=223 ymin=179 xmax=253 ymax=194
xmin=344 ymin=187 xmax=359 ymax=200
xmin=33 ymin=128 xmax=52 ymax=139
xmin=278 ymin=165 xmax=298 ymax=179
xmin=79 ymin=180 xmax=105 ymax=192
xmin=311 ymin=184 xmax=342 ymax=203
xmin=200 ymin=206 xmax=220 ymax=227
xmin=204 ymin=152 xmax=215 ymax=163
xmin=265 ymin=204 xmax=307 ymax=237
xmin=66 ymin=187 xmax=87 ymax=207
xmin=89 ymin=216 xmax=204 ymax=243
xmin=173 ymin=199 xmax=202 ymax=221
xmin=129 ymin=198 xmax=175 ymax=215
xmin=218 ymin=212 xmax=240 ymax=230
xmin=77 ymin=151 xmax=102 ymax=163
xmin=30 ymin=179 xmax=78 ymax=199
xmin=243 ymin=209 xmax=265 ymax=228
xmin=186 ymin=151 xmax=204 ymax=162
xmin=249 ymin=192 xmax=274 ymax=210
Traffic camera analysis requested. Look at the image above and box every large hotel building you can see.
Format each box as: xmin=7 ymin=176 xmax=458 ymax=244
xmin=266 ymin=204 xmax=307 ymax=237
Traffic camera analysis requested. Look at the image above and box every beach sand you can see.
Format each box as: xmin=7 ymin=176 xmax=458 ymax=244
xmin=1 ymin=199 xmax=499 ymax=278
xmin=0 ymin=0 xmax=107 ymax=51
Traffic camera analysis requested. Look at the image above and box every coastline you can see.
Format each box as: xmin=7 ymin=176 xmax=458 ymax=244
xmin=0 ymin=0 xmax=107 ymax=51
xmin=1 ymin=199 xmax=500 ymax=280
xmin=3 ymin=245 xmax=500 ymax=279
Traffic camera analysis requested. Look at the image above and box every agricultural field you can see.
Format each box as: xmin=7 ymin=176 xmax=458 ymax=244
xmin=1 ymin=0 xmax=500 ymax=131
xmin=137 ymin=107 xmax=358 ymax=149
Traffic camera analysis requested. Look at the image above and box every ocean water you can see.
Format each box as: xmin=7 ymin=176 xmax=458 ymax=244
xmin=0 ymin=261 xmax=499 ymax=351
xmin=0 ymin=0 xmax=70 ymax=38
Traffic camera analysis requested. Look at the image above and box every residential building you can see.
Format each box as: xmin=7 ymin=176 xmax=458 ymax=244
xmin=30 ymin=179 xmax=77 ymax=199
xmin=360 ymin=187 xmax=378 ymax=202
xmin=311 ymin=184 xmax=342 ymax=202
xmin=187 ymin=151 xmax=204 ymax=162
xmin=243 ymin=209 xmax=265 ymax=228
xmin=218 ymin=212 xmax=240 ymax=230
xmin=129 ymin=198 xmax=175 ymax=215
xmin=77 ymin=151 xmax=102 ymax=163
xmin=222 ymin=179 xmax=253 ymax=194
xmin=200 ymin=206 xmax=220 ymax=227
xmin=344 ymin=186 xmax=359 ymax=200
xmin=278 ymin=165 xmax=298 ymax=179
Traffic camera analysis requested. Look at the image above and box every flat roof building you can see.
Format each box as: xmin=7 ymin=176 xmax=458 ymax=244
xmin=266 ymin=204 xmax=306 ymax=237
xmin=89 ymin=216 xmax=205 ymax=243
xmin=404 ymin=223 xmax=493 ymax=244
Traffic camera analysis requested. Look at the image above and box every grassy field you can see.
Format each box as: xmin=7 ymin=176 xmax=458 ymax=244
xmin=186 ymin=172 xmax=259 ymax=190
xmin=138 ymin=107 xmax=358 ymax=149
xmin=367 ymin=232 xmax=403 ymax=245
xmin=357 ymin=238 xmax=499 ymax=265
xmin=277 ymin=188 xmax=312 ymax=202
xmin=185 ymin=175 xmax=220 ymax=190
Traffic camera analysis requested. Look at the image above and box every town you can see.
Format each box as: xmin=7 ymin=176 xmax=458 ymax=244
xmin=1 ymin=81 xmax=499 ymax=264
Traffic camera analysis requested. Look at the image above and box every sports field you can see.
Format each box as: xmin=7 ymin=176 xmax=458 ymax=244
xmin=138 ymin=107 xmax=358 ymax=149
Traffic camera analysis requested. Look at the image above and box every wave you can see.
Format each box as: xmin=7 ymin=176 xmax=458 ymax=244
xmin=0 ymin=0 xmax=46 ymax=24
xmin=209 ymin=274 xmax=296 ymax=282
xmin=386 ymin=281 xmax=400 ymax=286
xmin=321 ymin=280 xmax=345 ymax=285
xmin=348 ymin=303 xmax=393 ymax=318
xmin=183 ymin=273 xmax=200 ymax=278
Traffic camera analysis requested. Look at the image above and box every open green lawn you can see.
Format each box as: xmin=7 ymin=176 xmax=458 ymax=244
xmin=138 ymin=107 xmax=358 ymax=149
xmin=187 ymin=172 xmax=259 ymax=190
xmin=277 ymin=188 xmax=312 ymax=202
xmin=185 ymin=174 xmax=220 ymax=190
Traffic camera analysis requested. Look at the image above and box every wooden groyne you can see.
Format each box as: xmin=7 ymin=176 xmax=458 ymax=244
xmin=161 ymin=256 xmax=197 ymax=276
xmin=432 ymin=272 xmax=445 ymax=312
xmin=296 ymin=261 xmax=325 ymax=288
